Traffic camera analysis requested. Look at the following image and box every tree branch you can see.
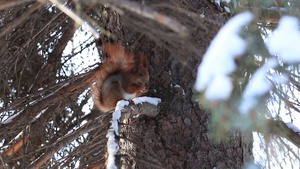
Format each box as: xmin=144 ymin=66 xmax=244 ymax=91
xmin=26 ymin=112 xmax=112 ymax=169
xmin=254 ymin=119 xmax=300 ymax=148
xmin=41 ymin=0 xmax=100 ymax=39
xmin=0 ymin=0 xmax=32 ymax=10
xmin=26 ymin=99 xmax=161 ymax=168
xmin=0 ymin=2 xmax=42 ymax=38
xmin=122 ymin=101 xmax=161 ymax=118
xmin=0 ymin=67 xmax=98 ymax=135
xmin=101 ymin=0 xmax=188 ymax=36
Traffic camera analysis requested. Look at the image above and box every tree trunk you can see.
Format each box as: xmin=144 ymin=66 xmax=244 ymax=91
xmin=96 ymin=2 xmax=254 ymax=168
xmin=116 ymin=45 xmax=253 ymax=168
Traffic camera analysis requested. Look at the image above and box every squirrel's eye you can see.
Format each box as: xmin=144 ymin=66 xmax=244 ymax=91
xmin=139 ymin=73 xmax=143 ymax=77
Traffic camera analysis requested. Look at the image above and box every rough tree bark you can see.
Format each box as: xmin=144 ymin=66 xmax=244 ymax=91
xmin=95 ymin=2 xmax=254 ymax=169
xmin=115 ymin=42 xmax=254 ymax=168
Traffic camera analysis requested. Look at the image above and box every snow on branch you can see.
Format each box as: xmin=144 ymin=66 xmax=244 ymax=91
xmin=240 ymin=16 xmax=300 ymax=114
xmin=132 ymin=96 xmax=161 ymax=106
xmin=194 ymin=11 xmax=254 ymax=100
xmin=126 ymin=97 xmax=162 ymax=117
xmin=195 ymin=12 xmax=300 ymax=116
xmin=286 ymin=122 xmax=300 ymax=135
xmin=106 ymin=100 xmax=128 ymax=169
xmin=106 ymin=97 xmax=161 ymax=169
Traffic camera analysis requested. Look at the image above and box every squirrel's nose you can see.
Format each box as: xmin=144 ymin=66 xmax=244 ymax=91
xmin=144 ymin=81 xmax=149 ymax=88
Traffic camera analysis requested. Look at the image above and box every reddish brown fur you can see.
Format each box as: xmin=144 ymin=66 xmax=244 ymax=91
xmin=92 ymin=43 xmax=149 ymax=112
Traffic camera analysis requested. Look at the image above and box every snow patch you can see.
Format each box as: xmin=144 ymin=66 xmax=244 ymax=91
xmin=286 ymin=122 xmax=300 ymax=135
xmin=239 ymin=59 xmax=278 ymax=114
xmin=214 ymin=0 xmax=221 ymax=5
xmin=214 ymin=0 xmax=231 ymax=5
xmin=194 ymin=11 xmax=254 ymax=100
xmin=224 ymin=6 xmax=231 ymax=13
xmin=106 ymin=100 xmax=129 ymax=169
xmin=173 ymin=84 xmax=186 ymax=95
xmin=268 ymin=16 xmax=300 ymax=64
xmin=106 ymin=131 xmax=119 ymax=169
xmin=205 ymin=75 xmax=233 ymax=100
xmin=132 ymin=96 xmax=161 ymax=106
xmin=239 ymin=58 xmax=289 ymax=114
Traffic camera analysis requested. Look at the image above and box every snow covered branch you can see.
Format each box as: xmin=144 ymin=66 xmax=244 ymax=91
xmin=106 ymin=100 xmax=127 ymax=169
xmin=106 ymin=97 xmax=161 ymax=169
xmin=194 ymin=11 xmax=300 ymax=148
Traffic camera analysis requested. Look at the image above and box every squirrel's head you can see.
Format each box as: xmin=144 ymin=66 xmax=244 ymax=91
xmin=132 ymin=53 xmax=149 ymax=92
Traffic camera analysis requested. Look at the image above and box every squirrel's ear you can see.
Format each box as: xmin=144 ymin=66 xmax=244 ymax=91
xmin=139 ymin=54 xmax=148 ymax=68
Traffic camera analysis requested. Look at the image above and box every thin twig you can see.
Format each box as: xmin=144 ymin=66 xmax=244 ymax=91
xmin=0 ymin=154 xmax=8 ymax=169
xmin=41 ymin=0 xmax=100 ymax=39
xmin=254 ymin=119 xmax=300 ymax=148
xmin=0 ymin=0 xmax=32 ymax=10
xmin=0 ymin=2 xmax=42 ymax=38
xmin=103 ymin=0 xmax=188 ymax=36
xmin=22 ymin=10 xmax=64 ymax=48
xmin=0 ymin=67 xmax=98 ymax=134
xmin=26 ymin=113 xmax=111 ymax=169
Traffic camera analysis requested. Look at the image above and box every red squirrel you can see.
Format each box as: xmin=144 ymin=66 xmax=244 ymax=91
xmin=92 ymin=43 xmax=149 ymax=112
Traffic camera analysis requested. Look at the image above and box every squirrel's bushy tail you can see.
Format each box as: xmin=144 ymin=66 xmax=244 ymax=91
xmin=92 ymin=43 xmax=134 ymax=110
